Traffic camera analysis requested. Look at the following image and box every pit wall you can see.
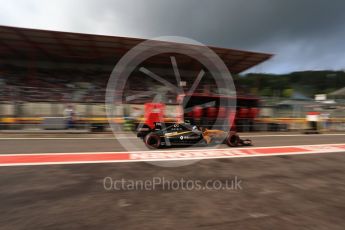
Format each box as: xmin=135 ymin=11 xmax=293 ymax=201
xmin=1 ymin=103 xmax=345 ymax=131
xmin=0 ymin=103 xmax=178 ymax=118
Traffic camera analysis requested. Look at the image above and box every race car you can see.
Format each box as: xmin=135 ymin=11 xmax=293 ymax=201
xmin=137 ymin=122 xmax=252 ymax=149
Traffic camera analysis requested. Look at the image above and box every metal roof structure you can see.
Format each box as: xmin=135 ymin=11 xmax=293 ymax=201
xmin=0 ymin=25 xmax=272 ymax=74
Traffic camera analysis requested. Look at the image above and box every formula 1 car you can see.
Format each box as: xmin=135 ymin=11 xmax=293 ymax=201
xmin=137 ymin=122 xmax=252 ymax=149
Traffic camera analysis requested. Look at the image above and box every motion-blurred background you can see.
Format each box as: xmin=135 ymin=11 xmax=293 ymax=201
xmin=0 ymin=26 xmax=344 ymax=132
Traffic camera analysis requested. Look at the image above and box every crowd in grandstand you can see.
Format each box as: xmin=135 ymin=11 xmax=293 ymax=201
xmin=0 ymin=66 xmax=221 ymax=104
xmin=0 ymin=67 xmax=108 ymax=102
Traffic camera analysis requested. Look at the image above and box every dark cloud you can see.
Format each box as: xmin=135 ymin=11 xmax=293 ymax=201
xmin=1 ymin=0 xmax=345 ymax=73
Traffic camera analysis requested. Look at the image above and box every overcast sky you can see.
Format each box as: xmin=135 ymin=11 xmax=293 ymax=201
xmin=0 ymin=0 xmax=344 ymax=74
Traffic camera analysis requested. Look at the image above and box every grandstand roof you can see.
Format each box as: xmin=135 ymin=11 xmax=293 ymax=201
xmin=0 ymin=25 xmax=272 ymax=74
xmin=329 ymin=87 xmax=345 ymax=96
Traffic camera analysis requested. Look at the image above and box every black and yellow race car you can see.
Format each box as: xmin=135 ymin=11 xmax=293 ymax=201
xmin=137 ymin=122 xmax=251 ymax=149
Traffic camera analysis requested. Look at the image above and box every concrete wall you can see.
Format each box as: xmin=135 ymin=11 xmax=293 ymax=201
xmin=0 ymin=103 xmax=15 ymax=116
xmin=0 ymin=103 xmax=110 ymax=117
xmin=21 ymin=103 xmax=64 ymax=117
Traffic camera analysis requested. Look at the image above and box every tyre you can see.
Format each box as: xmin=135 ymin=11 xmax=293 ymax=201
xmin=226 ymin=133 xmax=240 ymax=147
xmin=144 ymin=133 xmax=161 ymax=149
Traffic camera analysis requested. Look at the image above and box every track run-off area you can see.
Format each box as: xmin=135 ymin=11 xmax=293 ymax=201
xmin=1 ymin=133 xmax=345 ymax=229
xmin=0 ymin=133 xmax=344 ymax=166
xmin=0 ymin=143 xmax=344 ymax=166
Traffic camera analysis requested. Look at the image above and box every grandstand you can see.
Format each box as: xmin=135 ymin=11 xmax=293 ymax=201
xmin=0 ymin=25 xmax=272 ymax=118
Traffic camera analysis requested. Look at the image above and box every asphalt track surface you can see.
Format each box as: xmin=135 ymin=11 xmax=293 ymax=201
xmin=1 ymin=134 xmax=345 ymax=229
xmin=0 ymin=133 xmax=345 ymax=154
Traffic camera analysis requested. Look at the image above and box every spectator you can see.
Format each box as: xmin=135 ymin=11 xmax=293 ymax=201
xmin=321 ymin=112 xmax=330 ymax=130
xmin=64 ymin=105 xmax=76 ymax=129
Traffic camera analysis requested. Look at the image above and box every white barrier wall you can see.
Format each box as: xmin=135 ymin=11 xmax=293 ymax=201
xmin=0 ymin=103 xmax=124 ymax=117
xmin=0 ymin=103 xmax=15 ymax=116
xmin=75 ymin=104 xmax=88 ymax=116
xmin=91 ymin=104 xmax=106 ymax=116
xmin=21 ymin=103 xmax=64 ymax=116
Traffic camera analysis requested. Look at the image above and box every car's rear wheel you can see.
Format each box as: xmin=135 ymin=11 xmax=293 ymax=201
xmin=226 ymin=132 xmax=240 ymax=147
xmin=144 ymin=133 xmax=161 ymax=149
